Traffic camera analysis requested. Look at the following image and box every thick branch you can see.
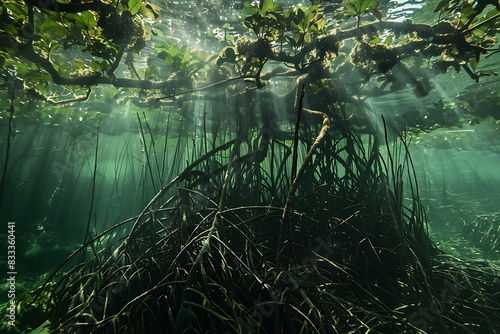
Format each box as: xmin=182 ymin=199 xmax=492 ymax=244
xmin=24 ymin=0 xmax=112 ymax=13
xmin=16 ymin=41 xmax=187 ymax=90
xmin=9 ymin=14 xmax=493 ymax=101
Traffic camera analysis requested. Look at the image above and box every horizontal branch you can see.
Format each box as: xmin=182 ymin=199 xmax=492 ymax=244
xmin=16 ymin=41 xmax=186 ymax=90
xmin=285 ymin=20 xmax=478 ymax=65
xmin=9 ymin=13 xmax=492 ymax=103
xmin=24 ymin=0 xmax=112 ymax=13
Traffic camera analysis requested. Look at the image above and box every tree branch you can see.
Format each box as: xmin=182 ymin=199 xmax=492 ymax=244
xmin=24 ymin=0 xmax=112 ymax=14
xmin=9 ymin=14 xmax=493 ymax=103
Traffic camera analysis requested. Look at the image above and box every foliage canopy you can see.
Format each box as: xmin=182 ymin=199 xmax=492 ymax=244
xmin=0 ymin=0 xmax=499 ymax=131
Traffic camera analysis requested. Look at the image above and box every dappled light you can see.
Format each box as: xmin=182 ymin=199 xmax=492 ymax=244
xmin=1 ymin=0 xmax=500 ymax=333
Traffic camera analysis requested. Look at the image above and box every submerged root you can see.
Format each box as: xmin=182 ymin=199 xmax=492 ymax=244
xmin=17 ymin=116 xmax=500 ymax=334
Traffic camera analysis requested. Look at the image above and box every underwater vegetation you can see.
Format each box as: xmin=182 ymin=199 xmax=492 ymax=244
xmin=1 ymin=0 xmax=500 ymax=333
xmin=7 ymin=108 xmax=500 ymax=334
xmin=463 ymin=212 xmax=500 ymax=259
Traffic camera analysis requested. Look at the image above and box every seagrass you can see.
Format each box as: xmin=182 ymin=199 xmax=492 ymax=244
xmin=22 ymin=100 xmax=500 ymax=334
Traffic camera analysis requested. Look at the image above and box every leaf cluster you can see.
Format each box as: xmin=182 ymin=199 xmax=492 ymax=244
xmin=0 ymin=0 xmax=499 ymax=130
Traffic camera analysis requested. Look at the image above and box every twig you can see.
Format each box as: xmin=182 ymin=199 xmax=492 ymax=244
xmin=80 ymin=127 xmax=99 ymax=264
xmin=136 ymin=112 xmax=158 ymax=194
xmin=461 ymin=12 xmax=500 ymax=35
xmin=155 ymin=76 xmax=252 ymax=100
xmin=26 ymin=87 xmax=92 ymax=105
xmin=291 ymin=85 xmax=305 ymax=181
xmin=142 ymin=112 xmax=163 ymax=187
xmin=277 ymin=88 xmax=331 ymax=265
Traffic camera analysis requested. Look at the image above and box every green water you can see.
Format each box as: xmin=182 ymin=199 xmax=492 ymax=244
xmin=1 ymin=0 xmax=500 ymax=333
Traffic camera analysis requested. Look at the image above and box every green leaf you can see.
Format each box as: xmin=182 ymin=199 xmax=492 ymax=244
xmin=100 ymin=60 xmax=111 ymax=72
xmin=345 ymin=0 xmax=379 ymax=16
xmin=434 ymin=0 xmax=451 ymax=13
xmin=304 ymin=32 xmax=311 ymax=44
xmin=472 ymin=25 xmax=487 ymax=37
xmin=65 ymin=12 xmax=97 ymax=30
xmin=461 ymin=1 xmax=475 ymax=18
xmin=216 ymin=46 xmax=236 ymax=66
xmin=243 ymin=1 xmax=259 ymax=15
xmin=182 ymin=49 xmax=191 ymax=63
xmin=312 ymin=17 xmax=328 ymax=33
xmin=292 ymin=32 xmax=302 ymax=44
xmin=41 ymin=33 xmax=52 ymax=44
xmin=4 ymin=1 xmax=28 ymax=18
xmin=90 ymin=60 xmax=101 ymax=72
xmin=144 ymin=67 xmax=151 ymax=78
xmin=158 ymin=50 xmax=172 ymax=63
xmin=73 ymin=59 xmax=85 ymax=69
xmin=243 ymin=14 xmax=263 ymax=36
xmin=168 ymin=43 xmax=181 ymax=58
xmin=39 ymin=20 xmax=67 ymax=37
xmin=152 ymin=27 xmax=163 ymax=36
xmin=260 ymin=0 xmax=281 ymax=14
xmin=295 ymin=7 xmax=306 ymax=23
xmin=48 ymin=41 xmax=59 ymax=57
xmin=128 ymin=0 xmax=142 ymax=15
xmin=140 ymin=2 xmax=161 ymax=20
